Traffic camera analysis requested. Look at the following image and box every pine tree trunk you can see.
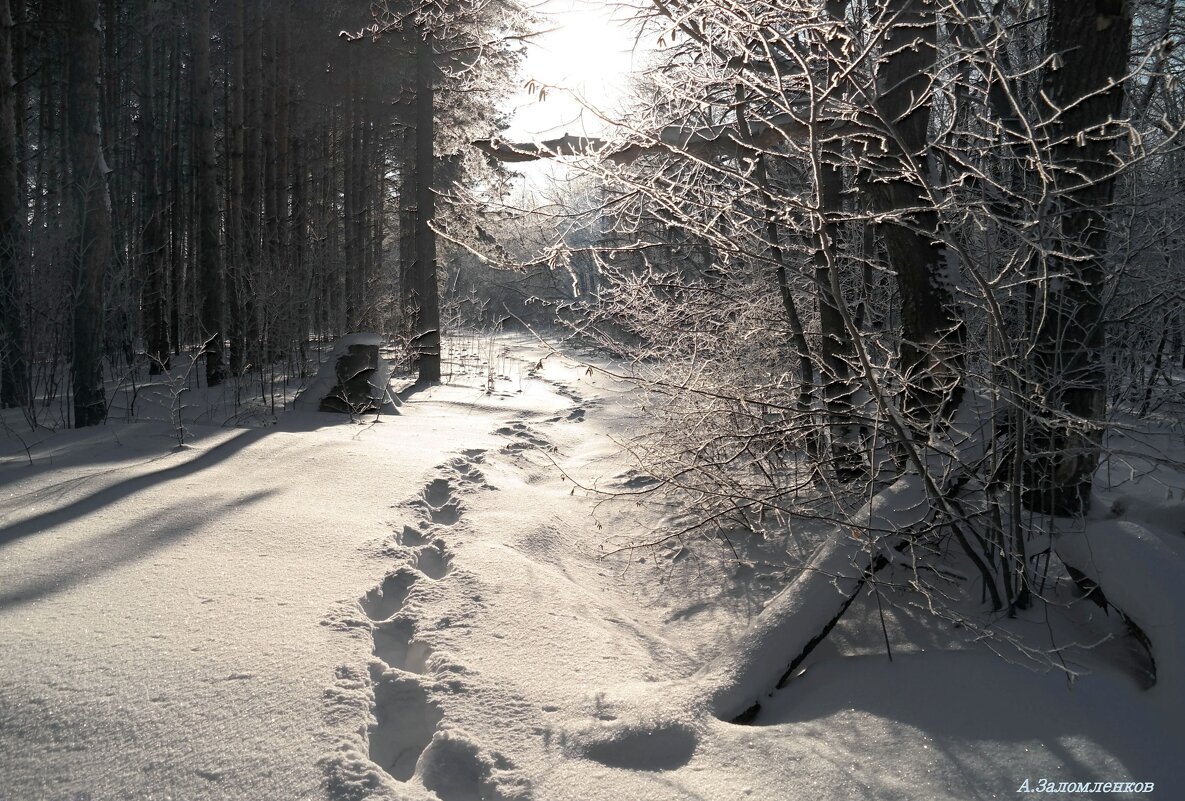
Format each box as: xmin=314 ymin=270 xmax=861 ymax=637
xmin=412 ymin=29 xmax=440 ymax=383
xmin=227 ymin=0 xmax=246 ymax=372
xmin=138 ymin=0 xmax=170 ymax=375
xmin=0 ymin=0 xmax=28 ymax=409
xmin=399 ymin=124 xmax=416 ymax=327
xmin=342 ymin=50 xmax=359 ymax=331
xmin=239 ymin=0 xmax=262 ymax=369
xmin=192 ymin=0 xmax=224 ymax=386
xmin=66 ymin=0 xmax=110 ymax=427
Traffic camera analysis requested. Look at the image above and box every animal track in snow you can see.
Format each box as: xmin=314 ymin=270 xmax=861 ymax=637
xmin=446 ymin=456 xmax=490 ymax=487
xmin=368 ymin=672 xmax=443 ymax=782
xmin=398 ymin=523 xmax=427 ymax=547
xmin=425 ymin=478 xmax=452 ymax=506
xmin=421 ymin=479 xmax=463 ymax=525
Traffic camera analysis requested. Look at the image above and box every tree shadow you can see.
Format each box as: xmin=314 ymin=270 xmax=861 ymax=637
xmin=0 ymin=427 xmax=270 ymax=551
xmin=0 ymin=487 xmax=278 ymax=609
xmin=754 ymin=651 xmax=1179 ymax=797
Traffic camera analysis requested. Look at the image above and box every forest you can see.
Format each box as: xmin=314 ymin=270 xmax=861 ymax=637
xmin=1 ymin=0 xmax=1184 ymax=798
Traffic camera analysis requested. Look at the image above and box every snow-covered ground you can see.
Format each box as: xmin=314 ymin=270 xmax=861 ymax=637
xmin=1 ymin=334 xmax=1181 ymax=801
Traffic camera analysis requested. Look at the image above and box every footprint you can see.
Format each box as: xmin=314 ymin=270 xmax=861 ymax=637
xmin=399 ymin=524 xmax=426 ymax=547
xmin=419 ymin=732 xmax=531 ymax=801
xmin=421 ymin=478 xmax=463 ymax=525
xmin=497 ymin=422 xmax=552 ymax=453
xmin=615 ymin=470 xmax=660 ymax=490
xmin=429 ymin=500 xmax=462 ymax=526
xmin=580 ymin=722 xmax=697 ymax=771
xmin=360 ymin=568 xmax=418 ymax=621
xmin=416 ymin=543 xmax=453 ymax=580
xmin=567 ymin=407 xmax=586 ymax=423
xmin=425 ymin=478 xmax=452 ymax=507
xmin=369 ymin=673 xmax=443 ymax=782
xmin=446 ymin=457 xmax=480 ymax=479
xmin=373 ymin=617 xmax=434 ymax=674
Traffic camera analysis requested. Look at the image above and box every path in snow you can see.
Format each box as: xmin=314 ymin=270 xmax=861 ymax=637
xmin=317 ymin=340 xmax=1184 ymax=801
xmin=3 ymin=334 xmax=1181 ymax=801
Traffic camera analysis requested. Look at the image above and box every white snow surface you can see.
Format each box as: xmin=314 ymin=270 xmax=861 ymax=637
xmin=1 ymin=334 xmax=1181 ymax=801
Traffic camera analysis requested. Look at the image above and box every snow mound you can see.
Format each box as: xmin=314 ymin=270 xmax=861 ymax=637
xmin=295 ymin=333 xmax=393 ymax=414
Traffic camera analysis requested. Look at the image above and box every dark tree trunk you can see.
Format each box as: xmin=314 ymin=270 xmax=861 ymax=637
xmin=193 ymin=0 xmax=224 ymax=386
xmin=411 ymin=30 xmax=440 ymax=384
xmin=236 ymin=0 xmax=262 ymax=371
xmin=0 ymin=0 xmax=28 ymax=409
xmin=227 ymin=0 xmax=247 ymax=372
xmin=817 ymin=0 xmax=862 ymax=477
xmin=735 ymin=85 xmax=819 ymax=457
xmin=1026 ymin=0 xmax=1132 ymax=516
xmin=67 ymin=0 xmax=110 ymax=427
xmin=343 ymin=50 xmax=360 ymax=330
xmin=398 ymin=124 xmax=416 ymax=325
xmin=872 ymin=0 xmax=965 ymax=430
xmin=138 ymin=0 xmax=170 ymax=375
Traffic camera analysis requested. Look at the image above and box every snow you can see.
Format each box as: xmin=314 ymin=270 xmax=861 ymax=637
xmin=2 ymin=333 xmax=1181 ymax=801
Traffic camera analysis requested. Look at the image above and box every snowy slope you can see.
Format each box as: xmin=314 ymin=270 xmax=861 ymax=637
xmin=2 ymin=334 xmax=1181 ymax=801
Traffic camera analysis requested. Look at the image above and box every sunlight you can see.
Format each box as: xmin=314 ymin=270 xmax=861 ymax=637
xmin=507 ymin=0 xmax=642 ymax=139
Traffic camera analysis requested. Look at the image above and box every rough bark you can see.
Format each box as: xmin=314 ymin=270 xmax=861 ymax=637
xmin=138 ymin=0 xmax=170 ymax=375
xmin=411 ymin=30 xmax=440 ymax=384
xmin=872 ymin=0 xmax=966 ymax=430
xmin=0 ymin=0 xmax=28 ymax=408
xmin=67 ymin=0 xmax=110 ymax=427
xmin=193 ymin=0 xmax=224 ymax=386
xmin=1026 ymin=0 xmax=1133 ymax=516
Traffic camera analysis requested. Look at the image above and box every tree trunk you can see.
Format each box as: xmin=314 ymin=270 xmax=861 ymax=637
xmin=872 ymin=0 xmax=965 ymax=430
xmin=343 ymin=49 xmax=360 ymax=330
xmin=192 ymin=0 xmax=224 ymax=386
xmin=0 ymin=0 xmax=28 ymax=409
xmin=735 ymin=85 xmax=819 ymax=458
xmin=399 ymin=124 xmax=416 ymax=328
xmin=816 ymin=0 xmax=862 ymax=477
xmin=411 ymin=29 xmax=440 ymax=384
xmin=138 ymin=0 xmax=170 ymax=375
xmin=67 ymin=0 xmax=110 ymax=428
xmin=238 ymin=0 xmax=262 ymax=370
xmin=227 ymin=0 xmax=246 ymax=372
xmin=1026 ymin=0 xmax=1132 ymax=516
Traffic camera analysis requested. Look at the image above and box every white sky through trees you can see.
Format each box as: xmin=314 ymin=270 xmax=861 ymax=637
xmin=506 ymin=0 xmax=642 ymax=139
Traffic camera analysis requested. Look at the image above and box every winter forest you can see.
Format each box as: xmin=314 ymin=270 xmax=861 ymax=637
xmin=2 ymin=0 xmax=1184 ymax=799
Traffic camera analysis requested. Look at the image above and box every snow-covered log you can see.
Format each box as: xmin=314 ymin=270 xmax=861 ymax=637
xmin=702 ymin=475 xmax=928 ymax=723
xmin=1055 ymin=517 xmax=1185 ymax=700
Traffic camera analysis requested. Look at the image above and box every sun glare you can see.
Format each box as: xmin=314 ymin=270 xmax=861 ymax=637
xmin=508 ymin=0 xmax=641 ymax=139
